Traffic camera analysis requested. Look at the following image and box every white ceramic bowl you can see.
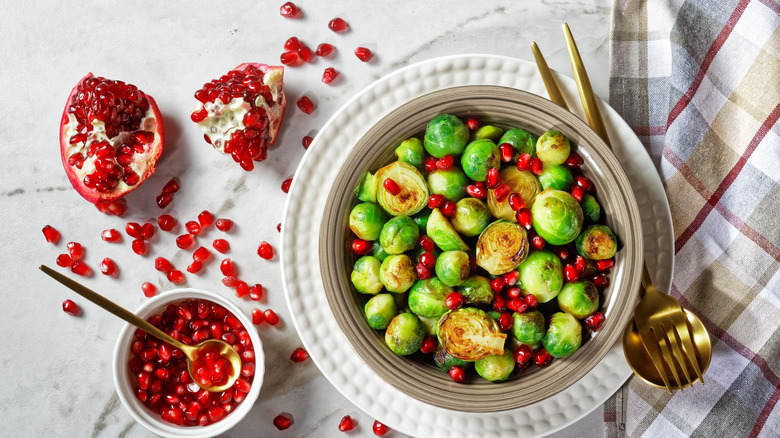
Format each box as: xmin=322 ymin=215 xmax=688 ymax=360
xmin=112 ymin=288 xmax=264 ymax=438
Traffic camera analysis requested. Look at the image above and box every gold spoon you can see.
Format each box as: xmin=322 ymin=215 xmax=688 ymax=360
xmin=40 ymin=265 xmax=241 ymax=392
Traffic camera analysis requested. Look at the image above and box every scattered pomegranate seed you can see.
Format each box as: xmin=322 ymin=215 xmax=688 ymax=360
xmin=531 ymin=234 xmax=546 ymax=250
xmin=66 ymin=242 xmax=84 ymax=261
xmin=185 ymin=221 xmax=202 ymax=235
xmin=302 ymin=135 xmax=313 ymax=149
xmin=352 ymin=239 xmax=371 ymax=255
xmin=466 ymin=117 xmax=480 ymax=131
xmin=252 ymin=308 xmax=265 ymax=325
xmin=62 ymin=299 xmax=80 ymax=316
xmin=71 ymin=260 xmax=92 ymax=276
xmin=273 ymin=414 xmax=293 ymax=430
xmin=281 ymin=177 xmax=293 ymax=193
xmin=222 ymin=276 xmax=239 ymax=288
xmin=338 ymin=415 xmax=356 ymax=432
xmin=596 ymin=259 xmax=614 ymax=271
xmin=514 ymin=344 xmax=533 ymax=366
xmin=100 ymin=258 xmax=118 ymax=276
xmin=585 ymin=311 xmax=605 ymax=331
xmin=101 ymin=228 xmax=122 ymax=242
xmin=126 ymin=222 xmax=143 ymax=239
xmin=197 ymin=211 xmax=213 ymax=229
xmin=466 ymin=183 xmax=487 ymax=199
xmin=423 ymin=157 xmax=437 ymax=173
xmin=445 ymin=292 xmax=465 ymax=310
xmin=498 ymin=312 xmax=513 ymax=331
xmin=524 ymin=294 xmax=539 ymax=310
xmin=354 ymin=47 xmax=373 ymax=62
xmin=415 ymin=263 xmax=432 ymax=280
xmin=508 ymin=193 xmax=525 ymax=211
xmin=419 ymin=252 xmax=436 ymax=270
xmin=212 ymin=239 xmax=230 ymax=254
xmin=290 ymin=347 xmax=309 ymax=362
xmin=571 ymin=186 xmax=584 ymax=202
xmin=215 ymin=218 xmax=233 ymax=232
xmin=418 ymin=236 xmax=435 ymax=253
xmin=492 ymin=294 xmax=507 ymax=312
xmin=296 ymin=95 xmax=315 ymax=114
xmin=279 ymin=1 xmax=301 ymax=18
xmin=280 ymin=51 xmax=300 ymax=66
xmin=56 ymin=253 xmax=72 ymax=267
xmin=42 ymin=225 xmax=61 ymax=243
xmin=322 ymin=67 xmax=339 ymax=84
xmin=158 ymin=214 xmax=177 ymax=231
xmin=486 ymin=168 xmax=500 ymax=189
xmin=564 ymin=265 xmax=579 ymax=282
xmin=284 ymin=36 xmax=301 ymax=52
xmin=420 ymin=336 xmax=437 ymax=354
xmin=220 ymin=258 xmax=235 ymax=276
xmin=516 ymin=208 xmax=533 ymax=230
xmin=156 ymin=193 xmax=173 ymax=208
xmin=534 ymin=349 xmax=552 ymax=367
xmin=493 ymin=183 xmax=510 ymax=202
xmin=132 ymin=239 xmax=147 ymax=256
xmin=593 ymin=273 xmax=610 ymax=289
xmin=236 ymin=281 xmax=250 ymax=298
xmin=162 ymin=178 xmax=179 ymax=194
xmin=428 ymin=194 xmax=445 ymax=209
xmin=264 ymin=309 xmax=280 ymax=325
xmin=530 ymin=157 xmax=543 ymax=175
xmin=564 ymin=151 xmax=584 ymax=168
xmin=187 ymin=261 xmax=202 ymax=274
xmin=490 ymin=277 xmax=506 ymax=293
xmin=167 ymin=270 xmax=185 ymax=284
xmin=508 ymin=297 xmax=528 ymax=313
xmin=574 ymin=255 xmax=586 ymax=273
xmin=298 ymin=45 xmax=314 ymax=62
xmin=249 ymin=284 xmax=264 ymax=301
xmin=315 ymin=43 xmax=335 ymax=57
xmin=503 ymin=270 xmax=519 ymax=286
xmin=257 ymin=241 xmax=274 ymax=260
xmin=383 ymin=178 xmax=401 ymax=196
xmin=154 ymin=257 xmax=173 ymax=273
xmin=142 ymin=223 xmax=155 ymax=240
xmin=449 ymin=365 xmax=466 ymax=382
xmin=192 ymin=246 xmax=210 ymax=262
xmin=441 ymin=201 xmax=456 ymax=217
xmin=516 ymin=153 xmax=531 ymax=171
xmin=176 ymin=234 xmax=195 ymax=249
xmin=328 ymin=17 xmax=348 ymax=32
xmin=436 ymin=155 xmax=454 ymax=170
xmin=555 ymin=247 xmax=570 ymax=262
xmin=373 ymin=420 xmax=391 ymax=436
xmin=277 ymin=223 xmax=282 ymax=233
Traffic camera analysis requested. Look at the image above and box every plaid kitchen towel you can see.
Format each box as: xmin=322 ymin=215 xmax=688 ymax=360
xmin=605 ymin=0 xmax=780 ymax=437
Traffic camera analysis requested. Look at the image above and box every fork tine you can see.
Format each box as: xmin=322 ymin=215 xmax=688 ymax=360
xmin=653 ymin=325 xmax=684 ymax=391
xmin=639 ymin=325 xmax=674 ymax=393
xmin=675 ymin=316 xmax=705 ymax=385
xmin=668 ymin=324 xmax=694 ymax=388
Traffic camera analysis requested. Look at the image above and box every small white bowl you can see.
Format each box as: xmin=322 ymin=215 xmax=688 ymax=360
xmin=113 ymin=288 xmax=264 ymax=438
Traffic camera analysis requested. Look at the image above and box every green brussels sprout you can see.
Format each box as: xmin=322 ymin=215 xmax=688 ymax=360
xmin=460 ymin=139 xmax=500 ymax=181
xmin=437 ymin=307 xmax=507 ymax=361
xmin=419 ymin=316 xmax=439 ymax=336
xmin=395 ymin=137 xmax=425 ymax=168
xmin=423 ymin=114 xmax=470 ymax=158
xmin=581 ymin=193 xmax=601 ymax=223
xmin=354 ymin=171 xmax=377 ymax=203
xmin=379 ymin=215 xmax=420 ymax=255
xmin=476 ymin=220 xmax=529 ymax=276
xmin=497 ymin=128 xmax=536 ymax=157
xmin=531 ymin=189 xmax=583 ymax=245
xmin=518 ymin=250 xmax=563 ymax=303
xmin=427 ymin=167 xmax=469 ymax=202
xmin=375 ymin=161 xmax=429 ymax=216
xmin=458 ymin=275 xmax=494 ymax=308
xmin=575 ymin=225 xmax=618 ymax=260
xmin=473 ymin=125 xmax=504 ymax=141
xmin=434 ymin=250 xmax=471 ymax=287
xmin=364 ymin=293 xmax=398 ymax=329
xmin=433 ymin=345 xmax=473 ymax=372
xmin=542 ymin=312 xmax=582 ymax=358
xmin=451 ymin=198 xmax=491 ymax=237
xmin=350 ymin=256 xmax=383 ymax=295
xmin=349 ymin=202 xmax=387 ymax=241
xmin=385 ymin=312 xmax=426 ymax=356
xmin=475 ymin=347 xmax=515 ymax=382
xmin=536 ymin=130 xmax=571 ymax=165
xmin=558 ymin=281 xmax=599 ymax=319
xmin=487 ymin=167 xmax=541 ymax=221
xmin=370 ymin=241 xmax=390 ymax=262
xmin=511 ymin=310 xmax=546 ymax=346
xmin=379 ymin=254 xmax=416 ymax=292
xmin=427 ymin=208 xmax=469 ymax=252
xmin=537 ymin=163 xmax=574 ymax=191
xmin=408 ymin=278 xmax=453 ymax=319
xmin=412 ymin=210 xmax=430 ymax=230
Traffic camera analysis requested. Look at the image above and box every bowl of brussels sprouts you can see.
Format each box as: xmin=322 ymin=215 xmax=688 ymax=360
xmin=319 ymin=85 xmax=643 ymax=412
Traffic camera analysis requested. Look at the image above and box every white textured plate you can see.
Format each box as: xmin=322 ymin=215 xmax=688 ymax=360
xmin=281 ymin=54 xmax=674 ymax=438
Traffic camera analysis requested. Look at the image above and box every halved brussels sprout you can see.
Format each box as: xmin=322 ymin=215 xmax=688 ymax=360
xmin=427 ymin=208 xmax=469 ymax=252
xmin=460 ymin=139 xmax=500 ymax=182
xmin=581 ymin=193 xmax=601 ymax=223
xmin=542 ymin=312 xmax=582 ymax=358
xmin=531 ymin=189 xmax=583 ymax=245
xmin=379 ymin=215 xmax=420 ymax=255
xmin=364 ymin=293 xmax=398 ymax=329
xmin=419 ymin=315 xmax=439 ymax=336
xmin=375 ymin=161 xmax=429 ymax=216
xmin=428 ymin=167 xmax=469 ymax=202
xmin=575 ymin=224 xmax=618 ymax=260
xmin=487 ymin=167 xmax=541 ymax=221
xmin=408 ymin=278 xmax=453 ymax=319
xmin=511 ymin=310 xmax=546 ymax=346
xmin=475 ymin=347 xmax=515 ymax=382
xmin=473 ymin=125 xmax=504 ymax=141
xmin=354 ymin=171 xmax=377 ymax=203
xmin=497 ymin=128 xmax=536 ymax=157
xmin=349 ymin=202 xmax=387 ymax=241
xmin=458 ymin=275 xmax=494 ymax=308
xmin=379 ymin=254 xmax=416 ymax=292
xmin=518 ymin=250 xmax=563 ymax=303
xmin=423 ymin=114 xmax=469 ymax=158
xmin=350 ymin=256 xmax=383 ymax=295
xmin=434 ymin=250 xmax=471 ymax=287
xmin=370 ymin=241 xmax=390 ymax=261
xmin=395 ymin=137 xmax=425 ymax=169
xmin=537 ymin=163 xmax=574 ymax=191
xmin=476 ymin=220 xmax=529 ymax=276
xmin=437 ymin=307 xmax=506 ymax=361
xmin=536 ymin=130 xmax=571 ymax=165
xmin=451 ymin=198 xmax=491 ymax=237
xmin=558 ymin=281 xmax=599 ymax=319
xmin=433 ymin=345 xmax=473 ymax=372
xmin=385 ymin=312 xmax=426 ymax=356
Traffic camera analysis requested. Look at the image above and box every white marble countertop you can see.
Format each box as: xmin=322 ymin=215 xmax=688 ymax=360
xmin=0 ymin=1 xmax=614 ymax=436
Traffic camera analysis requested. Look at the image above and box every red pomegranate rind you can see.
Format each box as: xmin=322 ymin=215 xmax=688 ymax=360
xmin=60 ymin=73 xmax=164 ymax=204
xmin=191 ymin=63 xmax=287 ymax=171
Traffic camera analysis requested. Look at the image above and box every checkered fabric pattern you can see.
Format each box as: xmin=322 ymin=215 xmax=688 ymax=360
xmin=605 ymin=0 xmax=780 ymax=437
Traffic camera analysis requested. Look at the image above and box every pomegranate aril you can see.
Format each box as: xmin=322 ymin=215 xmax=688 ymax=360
xmin=373 ymin=420 xmax=391 ymax=436
xmin=328 ymin=17 xmax=348 ymax=32
xmin=498 ymin=143 xmax=514 ymax=162
xmin=575 ymin=175 xmax=592 ymax=191
xmin=441 ymin=201 xmax=456 ymax=217
xmin=235 ymin=281 xmax=250 ymax=298
xmin=338 ymin=415 xmax=356 ymax=432
xmin=167 ymin=270 xmax=185 ymax=284
xmin=419 ymin=252 xmax=436 ymax=270
xmin=162 ymin=178 xmax=179 ymax=194
xmin=42 ymin=225 xmax=61 ymax=243
xmin=565 ymin=151 xmax=584 ymax=168
xmin=524 ymin=294 xmax=539 ymax=310
xmin=249 ymin=284 xmax=264 ymax=301
xmin=428 ymin=194 xmax=445 ymax=209
xmin=564 ymin=265 xmax=579 ymax=282
xmin=62 ymin=299 xmax=80 ymax=316
xmin=418 ymin=235 xmax=435 ymax=253
xmin=354 ymin=46 xmax=373 ymax=62
xmin=445 ymin=292 xmax=465 ymax=310
xmin=352 ymin=239 xmax=371 ymax=255
xmin=383 ymin=178 xmax=401 ymax=196
xmin=141 ymin=282 xmax=156 ymax=297
xmin=193 ymin=246 xmax=211 ymax=262
xmin=273 ymin=414 xmax=293 ymax=430
xmin=280 ymin=51 xmax=300 ymax=66
xmin=466 ymin=183 xmax=487 ymax=199
xmin=490 ymin=276 xmax=506 ymax=293
xmin=466 ymin=117 xmax=480 ymax=131
xmin=284 ymin=36 xmax=301 ymax=52
xmin=220 ymin=258 xmax=235 ymax=276
xmin=264 ymin=309 xmax=280 ymax=325
xmin=187 ymin=261 xmax=203 ymax=274
xmin=486 ymin=168 xmax=500 ymax=189
xmin=158 ymin=214 xmax=177 ymax=231
xmin=574 ymin=255 xmax=586 ymax=272
xmin=503 ymin=270 xmax=519 ymax=286
xmin=222 ymin=276 xmax=238 ymax=288
xmin=508 ymin=193 xmax=525 ymax=211
xmin=71 ymin=260 xmax=92 ymax=276
xmin=531 ymin=233 xmax=546 ymax=250
xmin=493 ymin=183 xmax=511 ymax=202
xmin=132 ymin=239 xmax=147 ymax=256
xmin=584 ymin=311 xmax=605 ymax=331
xmin=185 ymin=221 xmax=202 ymax=235
xmin=534 ymin=349 xmax=552 ymax=367
xmin=514 ymin=344 xmax=533 ymax=366
xmin=593 ymin=273 xmax=610 ymax=289
xmin=197 ymin=211 xmax=213 ymax=229
xmin=215 ymin=218 xmax=233 ymax=232
xmin=436 ymin=155 xmax=454 ymax=170
xmin=415 ymin=263 xmax=432 ymax=280
xmin=100 ymin=258 xmax=118 ymax=275
xmin=516 ymin=208 xmax=533 ymax=230
xmin=251 ymin=308 xmax=264 ymax=325
xmin=142 ymin=223 xmax=155 ymax=240
xmin=296 ymin=95 xmax=315 ymax=114
xmin=156 ymin=193 xmax=173 ymax=208
xmin=155 ymin=257 xmax=173 ymax=272
xmin=281 ymin=177 xmax=293 ymax=193
xmin=125 ymin=222 xmax=142 ymax=239
xmin=571 ymin=186 xmax=584 ymax=202
xmin=506 ymin=286 xmax=522 ymax=299
xmin=67 ymin=241 xmax=84 ymax=261
xmin=315 ymin=43 xmax=335 ymax=57
xmin=449 ymin=365 xmax=466 ymax=383
xmin=298 ymin=44 xmax=314 ymax=62
xmin=420 ymin=336 xmax=437 ymax=354
xmin=596 ymin=259 xmax=614 ymax=271
xmin=101 ymin=228 xmax=122 ymax=242
xmin=424 ymin=157 xmax=437 ymax=173
xmin=257 ymin=241 xmax=274 ymax=260
xmin=56 ymin=253 xmax=72 ymax=267
xmin=322 ymin=67 xmax=339 ymax=84
xmin=508 ymin=297 xmax=528 ymax=313
xmin=290 ymin=347 xmax=309 ymax=362
xmin=176 ymin=234 xmax=195 ymax=249
xmin=302 ymin=135 xmax=313 ymax=149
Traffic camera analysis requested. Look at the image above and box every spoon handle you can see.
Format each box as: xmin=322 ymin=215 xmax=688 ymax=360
xmin=39 ymin=265 xmax=188 ymax=352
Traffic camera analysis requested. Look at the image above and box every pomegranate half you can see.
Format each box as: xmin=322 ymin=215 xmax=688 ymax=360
xmin=60 ymin=74 xmax=164 ymax=204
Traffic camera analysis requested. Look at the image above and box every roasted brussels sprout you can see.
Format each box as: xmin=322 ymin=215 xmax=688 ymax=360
xmin=408 ymin=278 xmax=453 ymax=319
xmin=419 ymin=315 xmax=439 ymax=336
xmin=385 ymin=312 xmax=426 ymax=356
xmin=379 ymin=254 xmax=416 ymax=292
xmin=364 ymin=293 xmax=398 ymax=329
xmin=433 ymin=345 xmax=473 ymax=372
xmin=423 ymin=114 xmax=469 ymax=158
xmin=427 ymin=208 xmax=469 ymax=252
xmin=349 ymin=202 xmax=387 ymax=241
xmin=531 ymin=189 xmax=583 ymax=246
xmin=497 ymin=128 xmax=536 ymax=157
xmin=476 ymin=220 xmax=529 ymax=276
xmin=451 ymin=198 xmax=491 ymax=237
xmin=460 ymin=139 xmax=500 ymax=181
xmin=518 ymin=250 xmax=563 ymax=303
xmin=457 ymin=275 xmax=494 ymax=307
xmin=434 ymin=250 xmax=471 ymax=287
xmin=487 ymin=167 xmax=541 ymax=221
xmin=536 ymin=130 xmax=571 ymax=165
xmin=375 ymin=161 xmax=429 ymax=216
xmin=395 ymin=137 xmax=425 ymax=168
xmin=511 ymin=310 xmax=546 ymax=346
xmin=581 ymin=193 xmax=601 ymax=223
xmin=542 ymin=312 xmax=582 ymax=358
xmin=537 ymin=164 xmax=574 ymax=191
xmin=437 ymin=307 xmax=506 ymax=361
xmin=379 ymin=215 xmax=420 ymax=255
xmin=370 ymin=241 xmax=390 ymax=261
xmin=473 ymin=125 xmax=504 ymax=141
xmin=354 ymin=171 xmax=377 ymax=203
xmin=428 ymin=167 xmax=469 ymax=202
xmin=558 ymin=281 xmax=599 ymax=319
xmin=575 ymin=224 xmax=618 ymax=260
xmin=412 ymin=210 xmax=431 ymax=230
xmin=475 ymin=347 xmax=515 ymax=382
xmin=350 ymin=256 xmax=383 ymax=295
